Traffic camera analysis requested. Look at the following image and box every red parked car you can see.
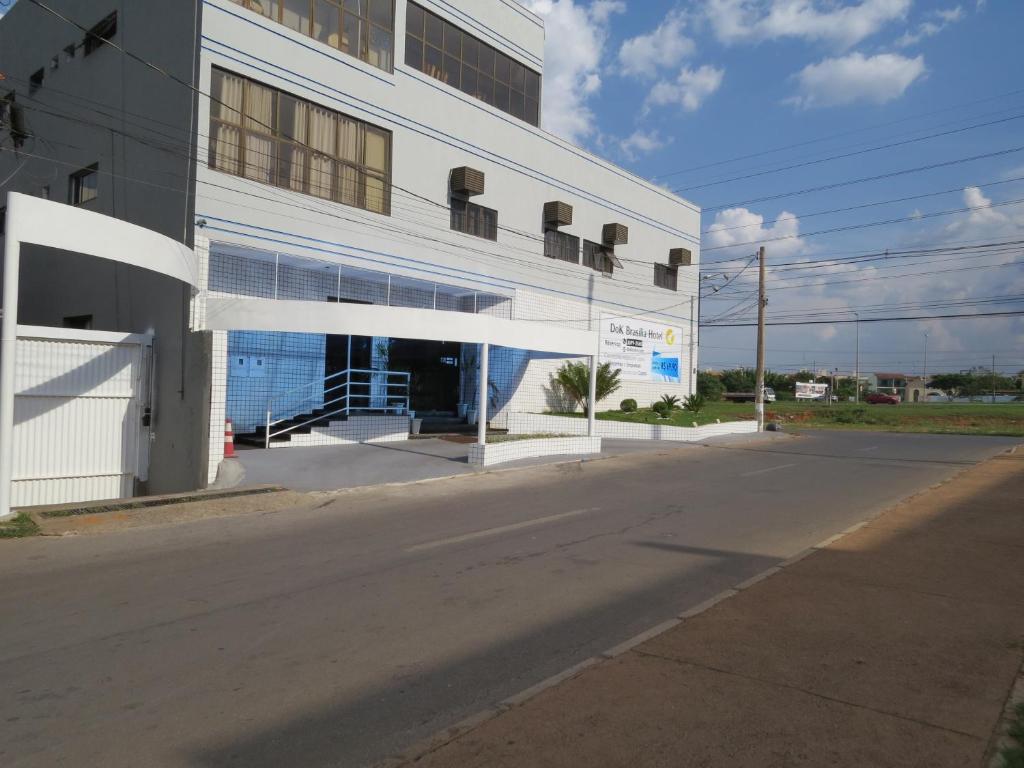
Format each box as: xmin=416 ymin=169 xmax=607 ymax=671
xmin=866 ymin=392 xmax=901 ymax=405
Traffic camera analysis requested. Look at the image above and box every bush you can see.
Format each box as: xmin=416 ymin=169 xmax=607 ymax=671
xmin=620 ymin=398 xmax=638 ymax=413
xmin=697 ymin=371 xmax=725 ymax=401
xmin=652 ymin=401 xmax=672 ymax=418
xmin=683 ymin=393 xmax=706 ymax=413
xmin=659 ymin=394 xmax=681 ymax=410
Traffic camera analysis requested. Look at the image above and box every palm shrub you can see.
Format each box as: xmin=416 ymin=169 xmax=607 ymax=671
xmin=553 ymin=361 xmax=622 ymax=411
xmin=659 ymin=394 xmax=681 ymax=410
xmin=683 ymin=393 xmax=706 ymax=413
xmin=620 ymin=398 xmax=638 ymax=413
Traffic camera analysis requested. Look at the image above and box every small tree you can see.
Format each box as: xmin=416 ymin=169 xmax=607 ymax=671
xmin=720 ymin=367 xmax=757 ymax=393
xmin=553 ymin=361 xmax=622 ymax=412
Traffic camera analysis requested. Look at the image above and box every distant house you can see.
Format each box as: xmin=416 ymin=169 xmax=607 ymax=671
xmin=871 ymin=373 xmax=908 ymax=398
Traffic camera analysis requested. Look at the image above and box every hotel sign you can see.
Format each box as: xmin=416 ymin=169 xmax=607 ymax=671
xmin=600 ymin=315 xmax=684 ymax=383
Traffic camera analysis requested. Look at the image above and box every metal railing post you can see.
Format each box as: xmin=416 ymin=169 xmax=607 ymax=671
xmin=265 ymin=400 xmax=272 ymax=449
xmin=273 ymin=253 xmax=279 ymax=299
xmin=433 ymin=284 xmax=437 ymax=310
xmin=387 ymin=275 xmax=392 ymax=306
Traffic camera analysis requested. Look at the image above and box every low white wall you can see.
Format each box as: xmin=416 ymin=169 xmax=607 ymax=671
xmin=271 ymin=415 xmax=410 ymax=448
xmin=469 ymin=436 xmax=602 ymax=467
xmin=506 ymin=413 xmax=759 ymax=442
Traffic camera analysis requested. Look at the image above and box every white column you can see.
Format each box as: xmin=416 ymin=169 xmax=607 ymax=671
xmin=0 ymin=194 xmax=22 ymax=520
xmin=587 ymin=353 xmax=597 ymax=437
xmin=477 ymin=342 xmax=489 ymax=445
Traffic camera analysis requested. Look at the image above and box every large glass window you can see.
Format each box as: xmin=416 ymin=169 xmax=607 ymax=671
xmin=451 ymin=198 xmax=497 ymax=240
xmin=230 ymin=0 xmax=394 ymax=73
xmin=544 ymin=228 xmax=579 ymax=264
xmin=69 ymin=164 xmax=99 ymax=206
xmin=209 ymin=68 xmax=392 ymax=215
xmin=405 ymin=2 xmax=540 ymax=127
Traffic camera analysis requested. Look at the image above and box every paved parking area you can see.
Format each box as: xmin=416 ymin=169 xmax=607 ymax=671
xmin=228 ymin=434 xmax=784 ymax=492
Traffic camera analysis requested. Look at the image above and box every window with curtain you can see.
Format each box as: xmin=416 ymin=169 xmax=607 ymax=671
xmin=230 ymin=0 xmax=394 ymax=73
xmin=405 ymin=2 xmax=540 ymax=126
xmin=209 ymin=68 xmax=392 ymax=215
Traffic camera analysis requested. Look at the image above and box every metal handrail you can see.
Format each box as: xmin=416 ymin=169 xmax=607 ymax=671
xmin=265 ymin=367 xmax=411 ymax=448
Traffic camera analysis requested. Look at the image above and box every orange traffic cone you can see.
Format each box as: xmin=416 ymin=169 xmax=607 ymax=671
xmin=224 ymin=419 xmax=236 ymax=458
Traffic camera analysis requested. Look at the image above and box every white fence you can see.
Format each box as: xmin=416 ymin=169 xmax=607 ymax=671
xmin=11 ymin=326 xmax=152 ymax=508
xmin=506 ymin=413 xmax=759 ymax=442
xmin=469 ymin=436 xmax=602 ymax=467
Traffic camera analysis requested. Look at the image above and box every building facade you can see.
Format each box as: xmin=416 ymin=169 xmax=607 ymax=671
xmin=1 ymin=0 xmax=701 ymax=493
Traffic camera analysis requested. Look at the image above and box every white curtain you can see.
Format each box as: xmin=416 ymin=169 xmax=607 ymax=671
xmin=211 ymin=71 xmax=243 ymax=124
xmin=279 ymin=97 xmax=308 ymax=192
xmin=308 ymin=107 xmax=336 ymax=199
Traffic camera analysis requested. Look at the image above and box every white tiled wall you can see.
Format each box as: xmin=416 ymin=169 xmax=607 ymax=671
xmin=506 ymin=413 xmax=759 ymax=442
xmin=469 ymin=436 xmax=602 ymax=467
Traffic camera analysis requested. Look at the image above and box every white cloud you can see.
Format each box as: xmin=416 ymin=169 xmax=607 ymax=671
xmin=705 ymin=208 xmax=807 ymax=259
xmin=704 ymin=0 xmax=912 ymax=50
xmin=619 ymin=129 xmax=671 ymax=160
xmin=896 ymin=5 xmax=964 ymax=47
xmin=646 ymin=65 xmax=725 ymax=112
xmin=521 ymin=0 xmax=624 ymax=145
xmin=787 ymin=52 xmax=926 ymax=109
xmin=618 ymin=11 xmax=694 ymax=79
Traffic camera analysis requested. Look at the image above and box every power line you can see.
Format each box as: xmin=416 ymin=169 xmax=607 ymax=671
xmin=704 ymin=145 xmax=1024 ymax=213
xmin=671 ymin=113 xmax=1024 ymax=194
xmin=704 ymin=310 xmax=1024 ymax=328
xmin=650 ymin=86 xmax=1024 ymax=181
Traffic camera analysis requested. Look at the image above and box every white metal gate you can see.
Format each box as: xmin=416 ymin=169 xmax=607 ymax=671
xmin=10 ymin=325 xmax=153 ymax=508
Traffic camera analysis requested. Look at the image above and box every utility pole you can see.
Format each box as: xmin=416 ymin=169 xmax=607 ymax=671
xmin=923 ymin=332 xmax=929 ymax=389
xmin=689 ymin=294 xmax=696 ymax=396
xmin=992 ymin=354 xmax=997 ymax=403
xmin=754 ymin=246 xmax=767 ymax=431
xmin=854 ymin=311 xmax=860 ymax=403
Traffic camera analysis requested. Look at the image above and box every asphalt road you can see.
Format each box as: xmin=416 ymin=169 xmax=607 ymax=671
xmin=1 ymin=430 xmax=1018 ymax=768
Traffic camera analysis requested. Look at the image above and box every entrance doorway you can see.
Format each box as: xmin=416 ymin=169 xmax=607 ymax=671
xmin=389 ymin=340 xmax=461 ymax=414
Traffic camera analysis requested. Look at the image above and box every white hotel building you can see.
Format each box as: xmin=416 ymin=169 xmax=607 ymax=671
xmin=0 ymin=0 xmax=701 ymax=505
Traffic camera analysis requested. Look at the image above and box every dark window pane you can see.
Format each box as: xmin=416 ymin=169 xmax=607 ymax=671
xmin=494 ymin=52 xmax=510 ymax=84
xmin=343 ymin=0 xmax=364 ymax=13
xmin=404 ymin=34 xmax=423 ymax=69
xmin=405 ymin=3 xmax=424 ymax=37
xmin=510 ymin=60 xmax=525 ymax=92
xmin=443 ymin=21 xmax=460 ymax=56
xmin=424 ymin=11 xmax=442 ymax=47
xmin=525 ymin=69 xmax=540 ymax=99
xmin=369 ymin=0 xmax=392 ymax=28
xmin=460 ymin=64 xmax=477 ymax=96
xmin=477 ymin=44 xmax=494 ymax=77
xmin=278 ymin=145 xmax=307 ymax=192
xmin=525 ymin=97 xmax=539 ymax=126
xmin=461 ymin=35 xmax=478 ymax=69
xmin=442 ymin=54 xmax=460 ymax=87
xmin=368 ymin=25 xmax=392 ymax=70
xmin=343 ymin=12 xmax=363 ymax=56
xmin=424 ymin=44 xmax=442 ymax=79
xmin=282 ymin=0 xmax=312 ymax=34
xmin=477 ymin=74 xmax=494 ymax=104
xmin=508 ymin=90 xmax=524 ymax=120
xmin=493 ymin=81 xmax=509 ymax=111
xmin=312 ymin=0 xmax=340 ymax=48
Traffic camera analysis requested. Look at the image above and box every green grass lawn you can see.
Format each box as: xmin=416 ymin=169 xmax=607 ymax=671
xmin=555 ymin=401 xmax=1024 ymax=437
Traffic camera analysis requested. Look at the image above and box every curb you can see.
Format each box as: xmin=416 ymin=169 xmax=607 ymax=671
xmin=374 ymin=445 xmax=1024 ymax=768
xmin=26 ymin=485 xmax=287 ymax=519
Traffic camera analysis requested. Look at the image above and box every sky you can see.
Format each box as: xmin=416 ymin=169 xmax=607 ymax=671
xmin=2 ymin=0 xmax=1021 ymax=378
xmin=519 ymin=0 xmax=1024 ymax=378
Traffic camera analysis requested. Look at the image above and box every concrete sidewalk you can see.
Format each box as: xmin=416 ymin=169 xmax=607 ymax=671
xmin=384 ymin=447 xmax=1024 ymax=768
